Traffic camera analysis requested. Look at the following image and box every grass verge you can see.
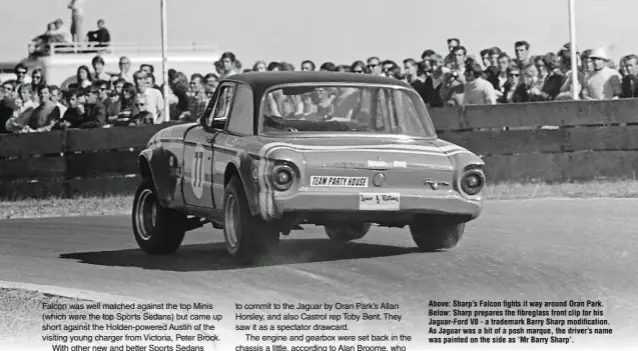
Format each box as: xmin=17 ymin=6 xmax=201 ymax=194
xmin=1 ymin=180 xmax=637 ymax=219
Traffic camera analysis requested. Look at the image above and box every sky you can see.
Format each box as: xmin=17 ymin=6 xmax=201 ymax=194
xmin=0 ymin=0 xmax=636 ymax=67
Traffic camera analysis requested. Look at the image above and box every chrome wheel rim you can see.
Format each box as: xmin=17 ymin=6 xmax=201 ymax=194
xmin=224 ymin=194 xmax=239 ymax=248
xmin=135 ymin=189 xmax=157 ymax=240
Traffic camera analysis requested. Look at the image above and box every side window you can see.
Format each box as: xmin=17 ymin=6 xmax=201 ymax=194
xmin=205 ymin=83 xmax=236 ymax=128
xmin=213 ymin=85 xmax=235 ymax=119
xmin=226 ymin=83 xmax=254 ymax=135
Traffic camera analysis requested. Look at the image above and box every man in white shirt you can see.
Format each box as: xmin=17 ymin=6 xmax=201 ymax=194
xmin=134 ymin=70 xmax=165 ymax=124
xmin=583 ymin=48 xmax=622 ymax=100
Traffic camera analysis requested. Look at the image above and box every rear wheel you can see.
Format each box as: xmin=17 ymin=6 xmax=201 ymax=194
xmin=409 ymin=216 xmax=465 ymax=252
xmin=223 ymin=176 xmax=280 ymax=265
xmin=324 ymin=222 xmax=372 ymax=242
xmin=132 ymin=179 xmax=186 ymax=255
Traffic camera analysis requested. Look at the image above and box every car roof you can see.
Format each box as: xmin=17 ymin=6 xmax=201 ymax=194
xmin=224 ymin=71 xmax=413 ymax=91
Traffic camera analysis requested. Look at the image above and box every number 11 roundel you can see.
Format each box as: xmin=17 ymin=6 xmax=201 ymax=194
xmin=190 ymin=144 xmax=207 ymax=199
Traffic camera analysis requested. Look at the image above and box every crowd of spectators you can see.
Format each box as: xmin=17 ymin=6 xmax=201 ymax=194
xmin=1 ymin=37 xmax=636 ymax=135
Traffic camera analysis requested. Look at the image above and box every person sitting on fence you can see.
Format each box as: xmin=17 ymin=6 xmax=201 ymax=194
xmin=86 ymin=19 xmax=111 ymax=48
xmin=5 ymin=85 xmax=37 ymax=133
xmin=52 ymin=89 xmax=84 ymax=130
xmin=77 ymin=84 xmax=106 ymax=128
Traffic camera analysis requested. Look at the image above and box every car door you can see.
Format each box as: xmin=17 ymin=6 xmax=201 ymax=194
xmin=210 ymin=82 xmax=253 ymax=209
xmin=181 ymin=97 xmax=220 ymax=209
xmin=198 ymin=82 xmax=238 ymax=209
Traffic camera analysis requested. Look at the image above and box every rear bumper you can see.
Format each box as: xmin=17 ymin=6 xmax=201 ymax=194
xmin=262 ymin=187 xmax=482 ymax=223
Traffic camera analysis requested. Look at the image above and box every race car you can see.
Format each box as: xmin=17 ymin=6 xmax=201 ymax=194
xmin=132 ymin=71 xmax=486 ymax=264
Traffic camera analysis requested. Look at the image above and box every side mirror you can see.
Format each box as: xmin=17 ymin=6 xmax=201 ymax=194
xmin=211 ymin=117 xmax=226 ymax=130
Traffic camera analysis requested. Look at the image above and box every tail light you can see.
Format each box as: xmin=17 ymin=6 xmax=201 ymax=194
xmin=270 ymin=163 xmax=297 ymax=191
xmin=460 ymin=169 xmax=485 ymax=196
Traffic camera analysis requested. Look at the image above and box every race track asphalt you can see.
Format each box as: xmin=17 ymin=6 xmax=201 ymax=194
xmin=0 ymin=198 xmax=636 ymax=349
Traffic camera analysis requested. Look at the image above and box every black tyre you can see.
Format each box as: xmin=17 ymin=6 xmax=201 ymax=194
xmin=223 ymin=176 xmax=280 ymax=265
xmin=324 ymin=222 xmax=372 ymax=242
xmin=132 ymin=179 xmax=186 ymax=255
xmin=409 ymin=216 xmax=465 ymax=252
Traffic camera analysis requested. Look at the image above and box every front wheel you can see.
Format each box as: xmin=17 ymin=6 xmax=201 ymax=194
xmin=409 ymin=217 xmax=465 ymax=252
xmin=223 ymin=176 xmax=280 ymax=265
xmin=324 ymin=222 xmax=372 ymax=242
xmin=132 ymin=179 xmax=186 ymax=255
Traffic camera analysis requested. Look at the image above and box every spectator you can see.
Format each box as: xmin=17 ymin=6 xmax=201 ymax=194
xmin=366 ymin=57 xmax=383 ymax=76
xmin=76 ymin=65 xmax=92 ymax=88
xmin=538 ymin=53 xmax=564 ymax=101
xmin=129 ymin=94 xmax=154 ymax=126
xmin=556 ymin=49 xmax=586 ymax=100
xmin=30 ymin=68 xmax=46 ymax=98
xmin=301 ymin=60 xmax=316 ymax=71
xmin=406 ymin=60 xmax=426 ymax=102
xmin=267 ymin=62 xmax=282 ymax=71
xmin=14 ymin=64 xmax=29 ymax=86
xmin=514 ymin=41 xmax=531 ymax=69
xmin=489 ymin=47 xmax=503 ymax=68
xmin=319 ymin=62 xmax=337 ymax=72
xmin=107 ymin=82 xmax=136 ymax=123
xmin=218 ymin=52 xmax=239 ymax=79
xmin=582 ymin=48 xmax=622 ymax=100
xmin=133 ymin=70 xmax=164 ymax=123
xmin=350 ymin=61 xmax=366 ymax=73
xmin=92 ymin=56 xmax=111 ymax=81
xmin=498 ymin=67 xmax=522 ymax=103
xmin=52 ymin=90 xmax=83 ymax=130
xmin=463 ymin=61 xmax=497 ymax=105
xmin=203 ymin=73 xmax=219 ymax=97
xmin=281 ymin=62 xmax=295 ymax=71
xmin=5 ymin=85 xmax=37 ymax=133
xmin=0 ymin=82 xmax=16 ymax=134
xmin=49 ymin=19 xmax=73 ymax=44
xmin=620 ymin=54 xmax=638 ymax=98
xmin=140 ymin=64 xmax=155 ymax=76
xmin=511 ymin=63 xmax=545 ymax=103
xmin=25 ymin=85 xmax=61 ymax=133
xmin=403 ymin=59 xmax=419 ymax=84
xmin=423 ymin=55 xmax=446 ymax=108
xmin=94 ymin=80 xmax=110 ymax=107
xmin=165 ymin=70 xmax=189 ymax=120
xmin=87 ymin=19 xmax=111 ymax=47
xmin=483 ymin=48 xmax=502 ymax=90
xmin=79 ymin=83 xmax=107 ymax=128
xmin=149 ymin=74 xmax=163 ymax=92
xmin=180 ymin=74 xmax=209 ymax=122
xmin=440 ymin=46 xmax=468 ymax=106
xmin=68 ymin=0 xmax=86 ymax=43
xmin=253 ymin=61 xmax=267 ymax=72
xmin=49 ymin=85 xmax=67 ymax=116
xmin=443 ymin=38 xmax=461 ymax=66
xmin=118 ymin=56 xmax=134 ymax=82
xmin=381 ymin=60 xmax=397 ymax=76
xmin=421 ymin=49 xmax=437 ymax=62
xmin=480 ymin=49 xmax=492 ymax=69
xmin=493 ymin=54 xmax=511 ymax=92
xmin=581 ymin=50 xmax=594 ymax=75
xmin=112 ymin=78 xmax=126 ymax=96
xmin=336 ymin=65 xmax=350 ymax=72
